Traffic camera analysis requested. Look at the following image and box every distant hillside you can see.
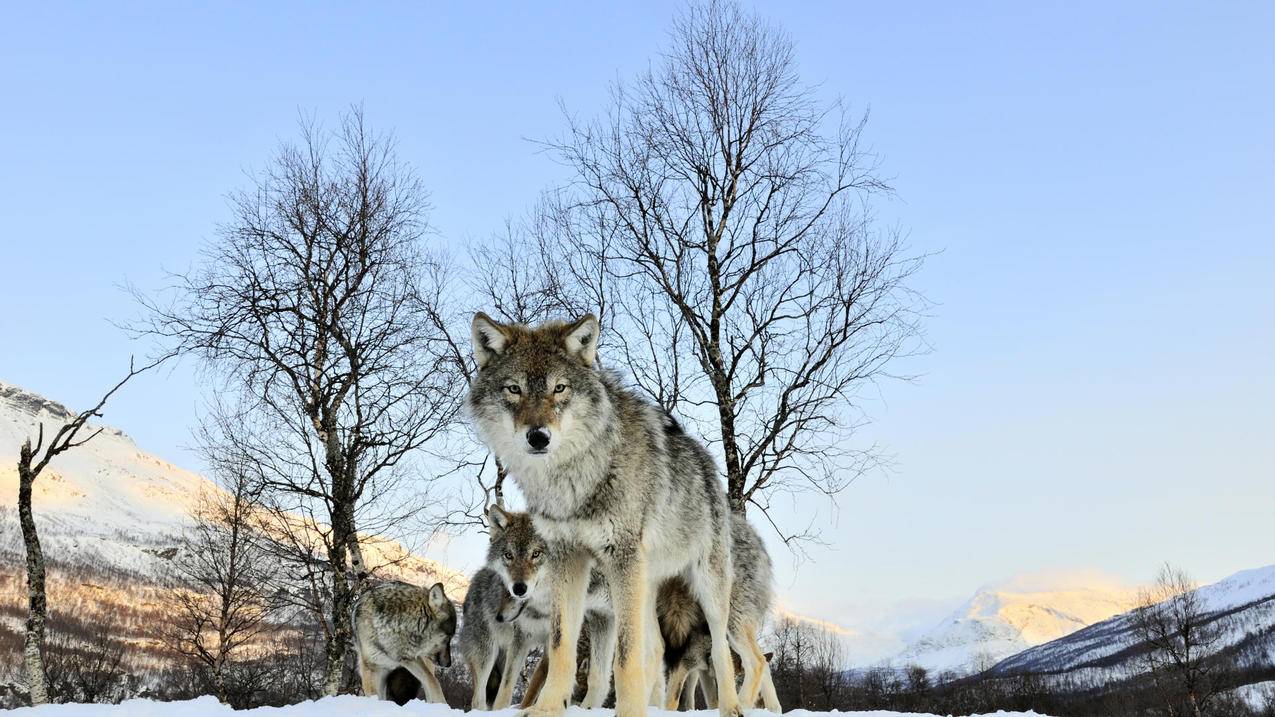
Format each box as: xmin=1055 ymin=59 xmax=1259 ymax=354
xmin=889 ymin=571 xmax=1138 ymax=675
xmin=0 ymin=380 xmax=465 ymax=686
xmin=987 ymin=564 xmax=1275 ymax=688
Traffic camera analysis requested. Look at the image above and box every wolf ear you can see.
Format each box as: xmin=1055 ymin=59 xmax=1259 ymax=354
xmin=472 ymin=312 xmax=511 ymax=367
xmin=487 ymin=504 xmax=511 ymax=531
xmin=428 ymin=582 xmax=449 ymax=613
xmin=563 ymin=314 xmax=599 ymax=367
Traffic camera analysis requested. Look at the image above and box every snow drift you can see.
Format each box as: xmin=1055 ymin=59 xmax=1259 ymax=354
xmin=3 ymin=695 xmax=1056 ymax=716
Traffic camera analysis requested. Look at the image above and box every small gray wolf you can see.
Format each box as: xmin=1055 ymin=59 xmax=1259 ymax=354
xmin=658 ymin=517 xmax=781 ymax=711
xmin=467 ymin=313 xmax=742 ymax=717
xmin=352 ymin=580 xmax=456 ymax=703
xmin=462 ymin=504 xmax=615 ymax=710
xmin=460 ymin=565 xmax=546 ymax=709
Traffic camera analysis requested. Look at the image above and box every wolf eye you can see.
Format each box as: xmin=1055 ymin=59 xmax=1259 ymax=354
xmin=531 ymin=550 xmax=543 ymax=560
xmin=553 ymin=384 xmax=567 ymax=394
xmin=503 ymin=551 xmax=514 ymax=561
xmin=504 ymin=385 xmax=521 ymax=395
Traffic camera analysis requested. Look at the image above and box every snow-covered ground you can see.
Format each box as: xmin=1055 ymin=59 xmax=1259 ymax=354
xmin=5 ymin=696 xmax=1055 ymax=716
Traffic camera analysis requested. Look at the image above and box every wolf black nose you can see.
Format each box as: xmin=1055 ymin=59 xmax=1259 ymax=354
xmin=526 ymin=427 xmax=551 ymax=451
xmin=512 ymin=581 xmax=527 ymax=597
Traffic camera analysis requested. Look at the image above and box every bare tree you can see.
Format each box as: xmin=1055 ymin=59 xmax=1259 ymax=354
xmin=165 ymin=445 xmax=275 ymax=704
xmin=15 ymin=358 xmax=160 ymax=705
xmin=1134 ymin=564 xmax=1232 ymax=717
xmin=543 ymin=0 xmax=925 ymax=542
xmin=43 ymin=613 xmax=130 ymax=704
xmin=133 ymin=107 xmax=462 ymax=694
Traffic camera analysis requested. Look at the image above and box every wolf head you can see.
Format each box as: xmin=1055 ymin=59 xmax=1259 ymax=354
xmin=425 ymin=582 xmax=456 ymax=668
xmin=486 ymin=504 xmax=549 ymax=604
xmin=467 ymin=312 xmax=610 ymax=471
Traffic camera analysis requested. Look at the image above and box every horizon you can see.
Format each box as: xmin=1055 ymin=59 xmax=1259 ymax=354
xmin=2 ymin=1 xmax=1272 ymax=663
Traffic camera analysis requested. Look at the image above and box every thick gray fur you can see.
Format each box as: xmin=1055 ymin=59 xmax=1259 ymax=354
xmin=466 ymin=314 xmax=743 ymax=717
xmin=352 ymin=580 xmax=456 ymax=703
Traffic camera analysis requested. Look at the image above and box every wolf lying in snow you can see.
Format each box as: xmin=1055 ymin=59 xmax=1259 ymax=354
xmin=468 ymin=312 xmax=744 ymax=717
xmin=352 ymin=580 xmax=456 ymax=703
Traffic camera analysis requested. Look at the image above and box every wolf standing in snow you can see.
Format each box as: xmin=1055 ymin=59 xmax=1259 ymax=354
xmin=658 ymin=518 xmax=781 ymax=712
xmin=463 ymin=504 xmax=618 ymax=710
xmin=460 ymin=504 xmax=555 ymax=710
xmin=467 ymin=313 xmax=742 ymax=717
xmin=352 ymin=581 xmax=456 ymax=703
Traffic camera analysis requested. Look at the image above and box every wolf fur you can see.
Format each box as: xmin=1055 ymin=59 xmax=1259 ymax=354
xmin=462 ymin=505 xmax=616 ymax=710
xmin=658 ymin=518 xmax=781 ymax=711
xmin=352 ymin=580 xmax=456 ymax=703
xmin=460 ymin=566 xmax=545 ymax=709
xmin=467 ymin=313 xmax=742 ymax=717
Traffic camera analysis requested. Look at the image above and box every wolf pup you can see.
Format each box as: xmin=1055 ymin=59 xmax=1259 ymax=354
xmin=659 ymin=518 xmax=781 ymax=712
xmin=463 ymin=504 xmax=616 ymax=710
xmin=468 ymin=313 xmax=742 ymax=717
xmin=460 ymin=505 xmax=553 ymax=710
xmin=352 ymin=580 xmax=457 ymax=703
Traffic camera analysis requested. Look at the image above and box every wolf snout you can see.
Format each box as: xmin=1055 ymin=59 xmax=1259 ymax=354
xmin=511 ymin=581 xmax=528 ymax=597
xmin=525 ymin=426 xmax=551 ymax=452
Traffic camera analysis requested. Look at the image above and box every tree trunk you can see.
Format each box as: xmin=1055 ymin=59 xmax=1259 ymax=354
xmin=317 ymin=415 xmax=362 ymax=696
xmin=18 ymin=441 xmax=50 ymax=706
xmin=323 ymin=537 xmax=353 ymax=696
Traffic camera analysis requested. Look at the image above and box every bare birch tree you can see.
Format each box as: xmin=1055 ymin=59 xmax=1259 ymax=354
xmin=1134 ymin=564 xmax=1232 ymax=717
xmin=133 ymin=107 xmax=462 ymax=694
xmin=543 ymin=0 xmax=926 ymax=542
xmin=15 ymin=358 xmax=160 ymax=705
xmin=165 ymin=447 xmax=275 ymax=704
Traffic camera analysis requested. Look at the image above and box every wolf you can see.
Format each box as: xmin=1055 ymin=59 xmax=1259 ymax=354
xmin=658 ymin=518 xmax=781 ymax=712
xmin=462 ymin=504 xmax=616 ymax=710
xmin=460 ymin=566 xmax=544 ymax=709
xmin=467 ymin=312 xmax=742 ymax=717
xmin=352 ymin=580 xmax=457 ymax=703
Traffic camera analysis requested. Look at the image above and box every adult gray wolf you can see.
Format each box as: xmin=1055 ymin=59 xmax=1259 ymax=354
xmin=352 ymin=580 xmax=456 ymax=703
xmin=467 ymin=313 xmax=742 ymax=717
xmin=658 ymin=518 xmax=781 ymax=711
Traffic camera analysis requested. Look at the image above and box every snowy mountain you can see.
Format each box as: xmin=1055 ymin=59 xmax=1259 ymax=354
xmin=0 ymin=380 xmax=465 ymax=677
xmin=889 ymin=571 xmax=1139 ymax=675
xmin=988 ymin=564 xmax=1275 ymax=684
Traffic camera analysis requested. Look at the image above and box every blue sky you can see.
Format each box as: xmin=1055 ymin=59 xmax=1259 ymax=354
xmin=2 ymin=2 xmax=1272 ymax=637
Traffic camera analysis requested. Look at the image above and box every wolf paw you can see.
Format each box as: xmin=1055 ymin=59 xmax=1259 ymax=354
xmin=719 ymin=703 xmax=745 ymax=717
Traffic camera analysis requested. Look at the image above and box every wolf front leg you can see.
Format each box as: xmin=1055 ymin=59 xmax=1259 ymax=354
xmin=358 ymin=655 xmax=381 ymax=698
xmin=581 ymin=612 xmax=616 ymax=709
xmin=494 ymin=635 xmax=532 ymax=709
xmin=408 ymin=658 xmax=447 ymax=703
xmin=664 ymin=660 xmax=692 ymax=710
xmin=606 ymin=549 xmax=650 ymax=717
xmin=467 ymin=644 xmax=500 ymax=709
xmin=523 ymin=547 xmax=591 ymax=717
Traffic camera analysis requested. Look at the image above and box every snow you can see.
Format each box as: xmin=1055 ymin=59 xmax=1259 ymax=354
xmin=3 ymin=696 xmax=1055 ymax=716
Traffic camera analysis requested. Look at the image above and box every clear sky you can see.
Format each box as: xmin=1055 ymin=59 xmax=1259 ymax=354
xmin=2 ymin=2 xmax=1272 ymax=645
